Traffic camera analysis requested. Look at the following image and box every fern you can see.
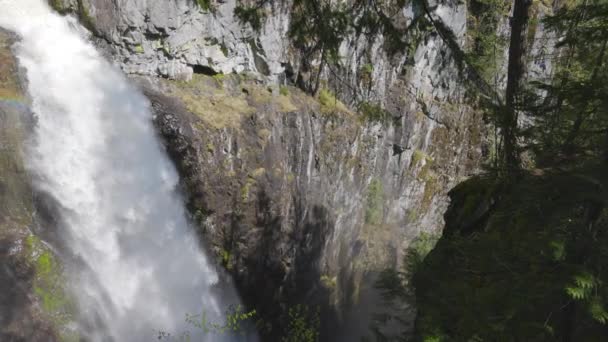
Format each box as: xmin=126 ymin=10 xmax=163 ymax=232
xmin=589 ymin=297 xmax=608 ymax=324
xmin=566 ymin=272 xmax=597 ymax=300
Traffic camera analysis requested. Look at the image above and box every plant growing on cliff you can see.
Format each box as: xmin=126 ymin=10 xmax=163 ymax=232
xmin=234 ymin=3 xmax=265 ymax=31
xmin=282 ymin=305 xmax=320 ymax=342
xmin=195 ymin=0 xmax=213 ymax=11
xmin=358 ymin=101 xmax=390 ymax=123
xmin=49 ymin=0 xmax=67 ymax=13
xmin=158 ymin=305 xmax=257 ymax=340
xmin=370 ymin=232 xmax=439 ymax=341
xmin=365 ymin=179 xmax=384 ymax=225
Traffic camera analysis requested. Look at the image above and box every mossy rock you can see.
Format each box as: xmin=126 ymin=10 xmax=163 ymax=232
xmin=161 ymin=74 xmax=308 ymax=130
xmin=443 ymin=175 xmax=502 ymax=236
xmin=25 ymin=235 xmax=79 ymax=341
xmin=414 ymin=165 xmax=608 ymax=341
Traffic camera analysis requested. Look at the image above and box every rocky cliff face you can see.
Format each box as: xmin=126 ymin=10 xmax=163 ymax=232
xmin=50 ymin=0 xmax=474 ymax=107
xmin=133 ymin=72 xmax=483 ymax=339
xmin=0 ymin=30 xmax=77 ymax=342
xmin=26 ymin=0 xmax=553 ymax=339
xmin=0 ymin=30 xmax=43 ymax=342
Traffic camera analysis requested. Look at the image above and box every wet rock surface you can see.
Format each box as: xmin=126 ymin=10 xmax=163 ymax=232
xmin=0 ymin=29 xmax=60 ymax=342
xmin=137 ymin=73 xmax=485 ymax=339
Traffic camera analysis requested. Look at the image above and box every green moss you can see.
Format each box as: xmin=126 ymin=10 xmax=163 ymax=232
xmin=220 ymin=249 xmax=232 ymax=270
xmin=365 ymin=178 xmax=384 ymax=225
xmin=164 ymin=75 xmax=253 ymax=129
xmin=250 ymin=167 xmax=265 ymax=178
xmin=77 ymin=0 xmax=96 ymax=33
xmin=280 ymin=85 xmax=290 ymax=96
xmin=287 ymin=173 xmax=295 ymax=182
xmin=411 ymin=149 xmax=431 ymax=169
xmin=206 ymin=142 xmax=215 ymax=154
xmin=448 ymin=176 xmax=501 ymax=226
xmin=318 ymin=88 xmax=351 ymax=115
xmin=361 ymin=63 xmax=373 ymax=75
xmin=212 ymin=73 xmax=225 ymax=85
xmin=357 ymin=101 xmax=390 ymax=123
xmin=359 ymin=63 xmax=374 ymax=84
xmin=49 ymin=0 xmax=66 ymax=13
xmin=421 ymin=174 xmax=439 ymax=212
xmin=196 ymin=0 xmax=212 ymax=11
xmin=320 ymin=275 xmax=337 ymax=289
xmin=25 ymin=235 xmax=78 ymax=340
xmin=133 ymin=44 xmax=144 ymax=54
xmin=418 ymin=159 xmax=435 ymax=183
xmin=319 ymin=88 xmax=335 ymax=107
xmin=241 ymin=177 xmax=256 ymax=202
xmin=407 ymin=208 xmax=419 ymax=222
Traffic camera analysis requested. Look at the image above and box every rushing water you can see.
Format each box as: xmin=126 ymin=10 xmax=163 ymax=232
xmin=0 ymin=1 xmax=239 ymax=340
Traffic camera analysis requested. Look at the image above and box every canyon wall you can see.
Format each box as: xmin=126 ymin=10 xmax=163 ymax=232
xmin=0 ymin=0 xmax=557 ymax=339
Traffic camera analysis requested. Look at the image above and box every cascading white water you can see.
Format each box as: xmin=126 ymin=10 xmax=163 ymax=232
xmin=0 ymin=1 xmax=240 ymax=340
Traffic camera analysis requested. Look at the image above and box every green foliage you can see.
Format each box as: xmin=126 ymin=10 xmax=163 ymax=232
xmin=375 ymin=232 xmax=439 ymax=302
xmin=220 ymin=249 xmax=232 ymax=270
xmin=319 ymin=274 xmax=337 ymax=289
xmin=212 ymin=73 xmax=226 ymax=85
xmin=370 ymin=1 xmax=608 ymax=341
xmin=359 ymin=63 xmax=374 ymax=84
xmin=410 ymin=149 xmax=429 ymax=169
xmin=465 ymin=0 xmax=510 ymax=80
xmin=318 ymin=88 xmax=336 ymax=107
xmin=49 ymin=0 xmax=66 ymax=13
xmin=279 ymin=85 xmax=290 ymax=96
xmin=234 ymin=4 xmax=265 ymax=31
xmin=523 ymin=0 xmax=608 ymax=165
xmin=372 ymin=232 xmax=439 ymax=341
xmin=412 ymin=167 xmax=608 ymax=341
xmin=358 ymin=101 xmax=390 ymax=123
xmin=361 ymin=63 xmax=373 ymax=76
xmin=196 ymin=0 xmax=212 ymax=11
xmin=317 ymin=88 xmax=349 ymax=113
xmin=365 ymin=178 xmax=384 ymax=225
xmin=404 ymin=232 xmax=439 ymax=277
xmin=187 ymin=305 xmax=257 ymax=334
xmin=158 ymin=303 xmax=322 ymax=341
xmin=282 ymin=305 xmax=320 ymax=342
xmin=589 ymin=297 xmax=608 ymax=324
xmin=159 ymin=305 xmax=257 ymax=340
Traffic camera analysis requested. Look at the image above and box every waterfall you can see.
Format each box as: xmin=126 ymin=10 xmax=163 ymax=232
xmin=0 ymin=1 xmax=241 ymax=341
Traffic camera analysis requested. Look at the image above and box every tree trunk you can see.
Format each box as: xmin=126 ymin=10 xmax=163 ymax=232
xmin=503 ymin=0 xmax=532 ymax=173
